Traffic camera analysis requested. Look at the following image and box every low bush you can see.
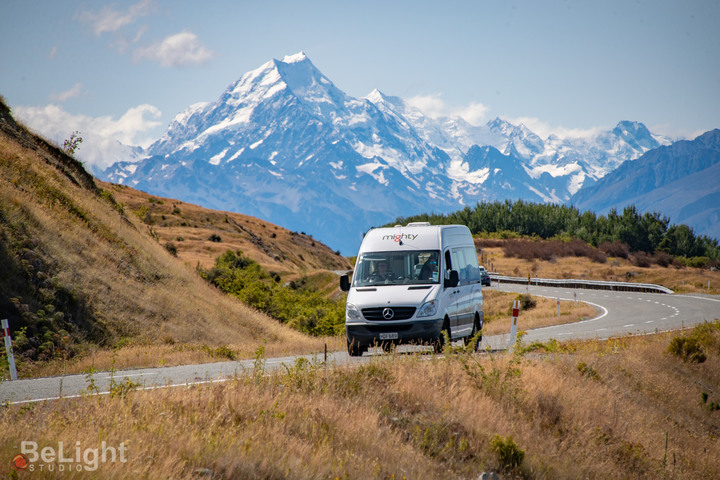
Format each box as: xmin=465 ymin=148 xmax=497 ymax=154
xmin=517 ymin=294 xmax=536 ymax=311
xmin=599 ymin=241 xmax=630 ymax=259
xmin=203 ymin=250 xmax=345 ymax=336
xmin=502 ymin=238 xmax=606 ymax=263
xmin=668 ymin=336 xmax=707 ymax=363
xmin=491 ymin=434 xmax=525 ymax=471
xmin=667 ymin=320 xmax=720 ymax=363
xmin=163 ymin=242 xmax=178 ymax=256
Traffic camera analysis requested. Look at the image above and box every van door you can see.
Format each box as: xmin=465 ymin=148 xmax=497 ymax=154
xmin=443 ymin=249 xmax=459 ymax=334
xmin=450 ymin=247 xmax=479 ymax=337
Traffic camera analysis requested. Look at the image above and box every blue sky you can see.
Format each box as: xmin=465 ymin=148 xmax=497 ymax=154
xmin=1 ymin=0 xmax=718 ymax=171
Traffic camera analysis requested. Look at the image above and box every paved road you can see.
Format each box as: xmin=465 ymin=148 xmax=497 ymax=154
xmin=2 ymin=284 xmax=719 ymax=404
xmin=481 ymin=283 xmax=720 ymax=349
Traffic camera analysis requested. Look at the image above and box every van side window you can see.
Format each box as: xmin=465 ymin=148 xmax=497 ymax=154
xmin=462 ymin=246 xmax=480 ymax=282
xmin=449 ymin=247 xmax=481 ymax=284
xmin=450 ymin=249 xmax=464 ymax=282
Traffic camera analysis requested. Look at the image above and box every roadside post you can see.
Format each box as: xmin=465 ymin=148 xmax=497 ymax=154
xmin=2 ymin=319 xmax=18 ymax=381
xmin=557 ymin=298 xmax=561 ymax=317
xmin=509 ymin=300 xmax=520 ymax=350
xmin=574 ymin=291 xmax=577 ymax=306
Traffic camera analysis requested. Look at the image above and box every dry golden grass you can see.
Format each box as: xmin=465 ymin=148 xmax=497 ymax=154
xmin=481 ymin=289 xmax=596 ymax=336
xmin=25 ymin=336 xmax=347 ymax=378
xmin=99 ymin=181 xmax=351 ymax=276
xmin=479 ymin=244 xmax=720 ymax=295
xmin=3 ymin=329 xmax=719 ymax=479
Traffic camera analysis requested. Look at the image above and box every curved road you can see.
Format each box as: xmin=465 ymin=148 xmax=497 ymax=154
xmin=482 ymin=283 xmax=719 ymax=348
xmin=2 ymin=285 xmax=719 ymax=404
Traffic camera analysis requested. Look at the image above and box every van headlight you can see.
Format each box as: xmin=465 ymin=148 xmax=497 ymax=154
xmin=346 ymin=303 xmax=362 ymax=322
xmin=417 ymin=300 xmax=438 ymax=318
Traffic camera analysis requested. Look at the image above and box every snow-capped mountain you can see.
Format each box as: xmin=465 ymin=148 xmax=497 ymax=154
xmin=103 ymin=52 xmax=671 ymax=252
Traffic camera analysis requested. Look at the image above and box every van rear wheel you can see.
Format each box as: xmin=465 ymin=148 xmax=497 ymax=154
xmin=467 ymin=316 xmax=482 ymax=352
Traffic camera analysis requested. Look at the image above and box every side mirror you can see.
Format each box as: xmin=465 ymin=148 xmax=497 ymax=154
xmin=340 ymin=274 xmax=350 ymax=292
xmin=444 ymin=270 xmax=459 ymax=288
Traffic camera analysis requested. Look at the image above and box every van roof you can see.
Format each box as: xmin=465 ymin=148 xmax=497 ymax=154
xmin=359 ymin=223 xmax=473 ymax=252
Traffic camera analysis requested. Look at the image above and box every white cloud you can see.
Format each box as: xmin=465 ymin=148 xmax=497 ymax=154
xmin=50 ymin=83 xmax=84 ymax=102
xmin=133 ymin=30 xmax=216 ymax=67
xmin=456 ymin=102 xmax=490 ymax=125
xmin=47 ymin=45 xmax=58 ymax=59
xmin=405 ymin=94 xmax=489 ymax=126
xmin=76 ymin=0 xmax=155 ymax=36
xmin=14 ymin=103 xmax=163 ymax=172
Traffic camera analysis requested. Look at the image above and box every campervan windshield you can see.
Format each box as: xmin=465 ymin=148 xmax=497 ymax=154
xmin=352 ymin=250 xmax=440 ymax=287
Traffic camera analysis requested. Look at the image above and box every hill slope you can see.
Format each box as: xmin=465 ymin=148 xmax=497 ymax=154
xmin=0 ymin=98 xmax=328 ymax=368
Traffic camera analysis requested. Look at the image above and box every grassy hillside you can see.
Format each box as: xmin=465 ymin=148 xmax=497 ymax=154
xmin=0 ymin=98 xmax=335 ymax=376
xmin=99 ymin=180 xmax=351 ymax=275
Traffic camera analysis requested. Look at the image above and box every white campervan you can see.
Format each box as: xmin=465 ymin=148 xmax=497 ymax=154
xmin=340 ymin=222 xmax=484 ymax=356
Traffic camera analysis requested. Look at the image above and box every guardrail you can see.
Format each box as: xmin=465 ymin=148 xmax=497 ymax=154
xmin=488 ymin=274 xmax=673 ymax=294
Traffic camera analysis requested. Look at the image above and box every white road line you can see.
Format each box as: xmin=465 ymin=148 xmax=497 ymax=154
xmin=99 ymin=372 xmax=156 ymax=379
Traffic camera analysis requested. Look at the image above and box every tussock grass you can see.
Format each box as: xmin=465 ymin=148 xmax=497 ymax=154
xmin=3 ymin=328 xmax=719 ymax=479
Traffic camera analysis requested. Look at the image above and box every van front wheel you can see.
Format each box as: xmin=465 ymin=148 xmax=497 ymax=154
xmin=433 ymin=319 xmax=450 ymax=354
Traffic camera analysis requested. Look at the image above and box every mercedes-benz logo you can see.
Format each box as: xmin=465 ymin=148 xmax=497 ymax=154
xmin=382 ymin=308 xmax=394 ymax=320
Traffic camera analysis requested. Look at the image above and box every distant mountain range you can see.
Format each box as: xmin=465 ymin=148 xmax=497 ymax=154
xmin=102 ymin=52 xmax=716 ymax=252
xmin=570 ymin=129 xmax=720 ymax=240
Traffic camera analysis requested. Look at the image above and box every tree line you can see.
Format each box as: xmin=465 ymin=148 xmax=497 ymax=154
xmin=394 ymin=200 xmax=719 ymax=260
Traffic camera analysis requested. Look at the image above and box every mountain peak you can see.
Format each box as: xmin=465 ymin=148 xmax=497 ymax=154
xmin=366 ymin=89 xmax=385 ymax=102
xmin=613 ymin=120 xmax=651 ymax=137
xmin=280 ymin=51 xmax=310 ymax=64
xmin=365 ymin=89 xmax=405 ymax=109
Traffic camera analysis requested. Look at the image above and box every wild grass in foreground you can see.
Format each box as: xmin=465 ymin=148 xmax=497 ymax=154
xmin=2 ymin=322 xmax=719 ymax=479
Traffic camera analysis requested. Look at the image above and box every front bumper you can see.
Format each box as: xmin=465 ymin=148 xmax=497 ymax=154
xmin=346 ymin=318 xmax=444 ymax=347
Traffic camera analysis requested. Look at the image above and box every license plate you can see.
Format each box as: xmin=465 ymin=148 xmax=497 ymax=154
xmin=379 ymin=332 xmax=398 ymax=340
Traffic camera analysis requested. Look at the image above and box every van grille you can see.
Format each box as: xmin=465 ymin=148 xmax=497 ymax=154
xmin=362 ymin=307 xmax=416 ymax=321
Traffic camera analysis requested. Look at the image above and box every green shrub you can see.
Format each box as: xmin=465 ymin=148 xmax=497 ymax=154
xmin=203 ymin=250 xmax=345 ymax=336
xmin=686 ymin=256 xmax=711 ymax=268
xmin=516 ymin=294 xmax=536 ymax=310
xmin=668 ymin=320 xmax=720 ymax=363
xmin=668 ymin=337 xmax=706 ymax=363
xmin=491 ymin=434 xmax=524 ymax=471
xmin=201 ymin=345 xmax=236 ymax=360
xmin=164 ymin=242 xmax=178 ymax=256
